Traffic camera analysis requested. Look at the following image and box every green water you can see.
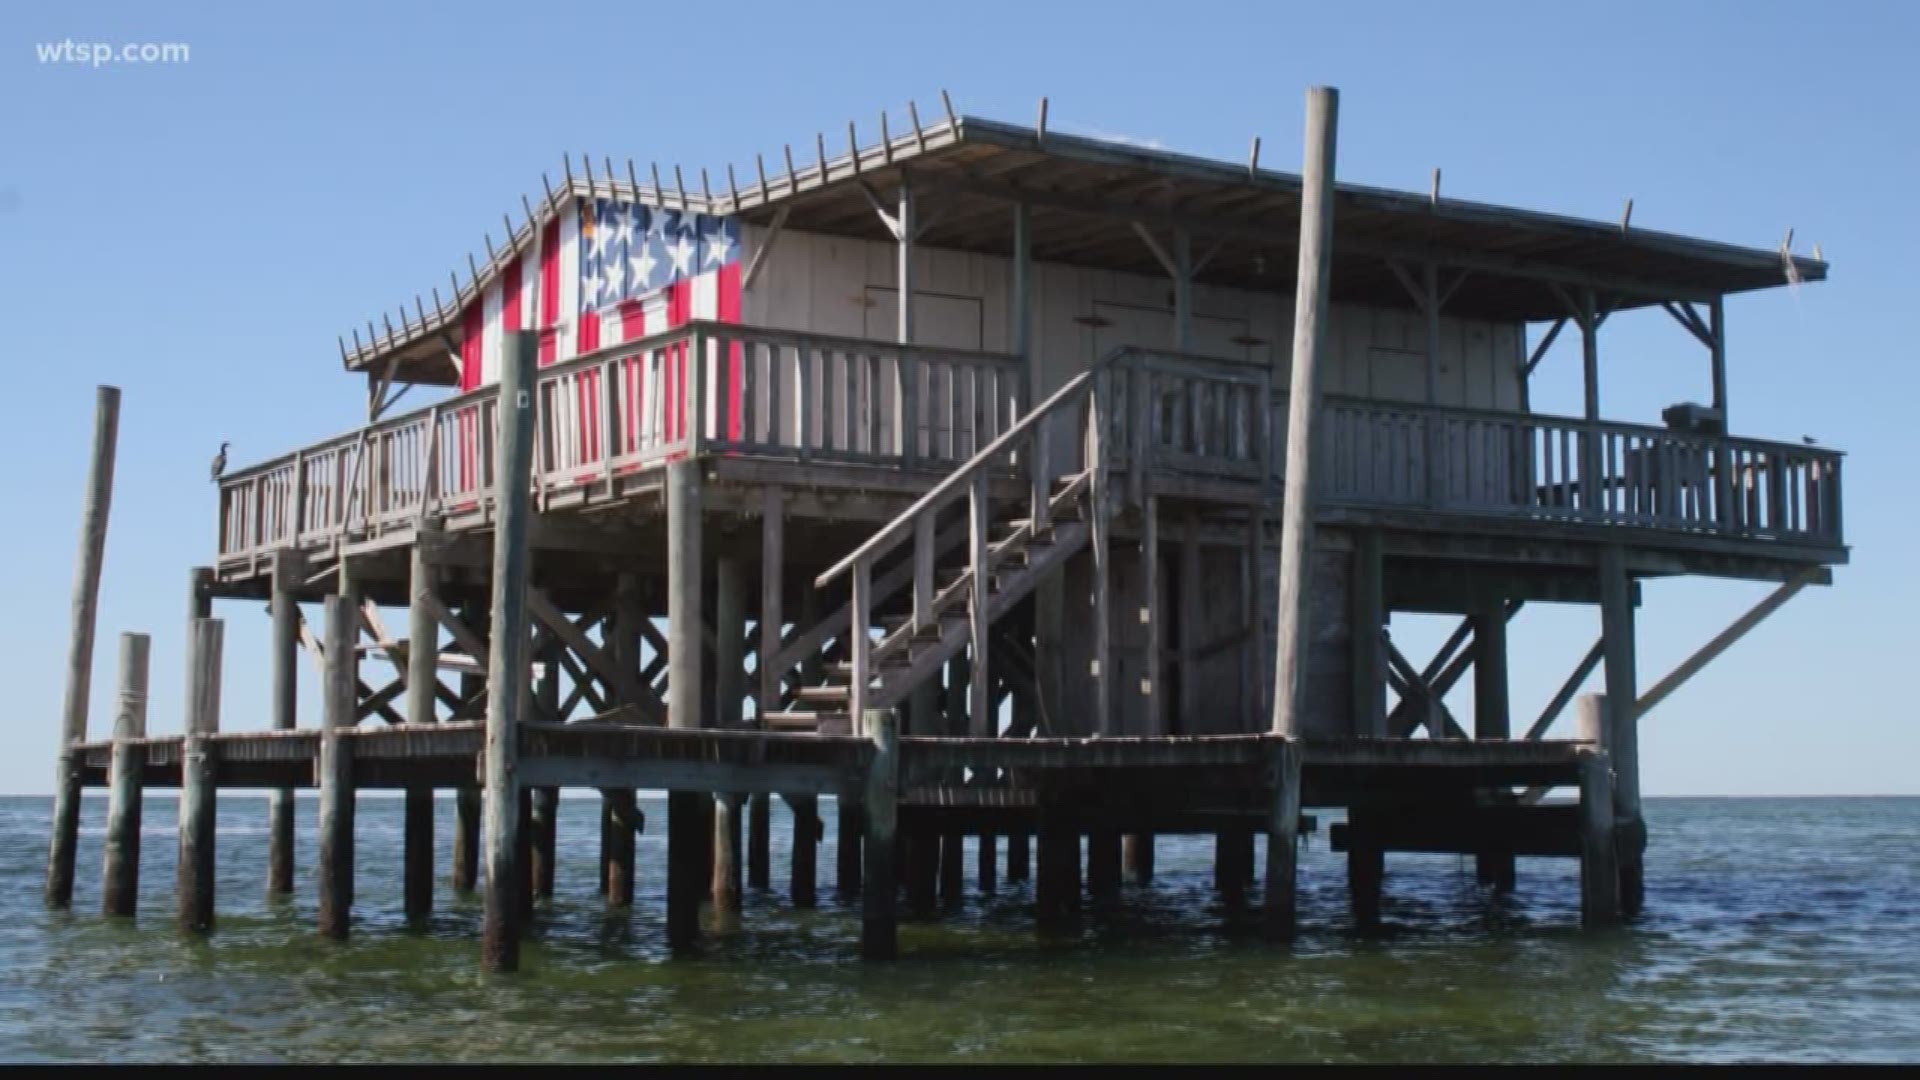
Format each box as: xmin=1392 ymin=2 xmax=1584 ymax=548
xmin=2 ymin=795 xmax=1914 ymax=1062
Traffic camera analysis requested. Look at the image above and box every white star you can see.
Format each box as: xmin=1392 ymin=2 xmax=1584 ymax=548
xmin=668 ymin=231 xmax=696 ymax=278
xmin=704 ymin=223 xmax=734 ymax=268
xmin=580 ymin=261 xmax=605 ymax=309
xmin=628 ymin=240 xmax=659 ymax=291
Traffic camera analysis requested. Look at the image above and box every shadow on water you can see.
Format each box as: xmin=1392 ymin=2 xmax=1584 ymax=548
xmin=0 ymin=794 xmax=1914 ymax=1062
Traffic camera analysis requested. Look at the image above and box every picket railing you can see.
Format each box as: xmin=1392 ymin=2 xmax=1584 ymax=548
xmin=217 ymin=329 xmax=1845 ymax=565
xmin=1290 ymin=396 xmax=1845 ymax=545
xmin=216 ymin=322 xmax=1025 ymax=562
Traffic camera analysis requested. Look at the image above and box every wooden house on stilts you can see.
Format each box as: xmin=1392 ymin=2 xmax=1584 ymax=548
xmin=47 ymin=88 xmax=1845 ymax=967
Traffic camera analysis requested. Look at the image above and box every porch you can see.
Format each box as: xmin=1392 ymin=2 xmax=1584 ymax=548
xmin=215 ymin=320 xmax=1846 ymax=574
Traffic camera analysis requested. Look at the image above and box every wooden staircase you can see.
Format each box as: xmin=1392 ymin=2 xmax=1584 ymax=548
xmin=764 ymin=471 xmax=1092 ymax=735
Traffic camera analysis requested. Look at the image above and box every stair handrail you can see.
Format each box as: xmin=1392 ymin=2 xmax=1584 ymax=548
xmin=814 ymin=346 xmax=1136 ymax=732
xmin=814 ymin=345 xmax=1133 ymax=591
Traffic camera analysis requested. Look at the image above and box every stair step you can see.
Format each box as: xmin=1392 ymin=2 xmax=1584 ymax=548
xmin=795 ymin=684 xmax=852 ymax=703
xmin=762 ymin=710 xmax=853 ymax=736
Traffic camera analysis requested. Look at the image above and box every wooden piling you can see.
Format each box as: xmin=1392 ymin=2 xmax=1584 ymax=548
xmin=665 ymin=457 xmax=706 ymax=950
xmin=837 ymin=797 xmax=863 ymax=897
xmin=101 ymin=632 xmax=149 ymax=918
xmin=938 ymin=829 xmax=965 ymax=905
xmin=452 ymin=599 xmax=485 ymax=894
xmin=712 ymin=793 xmax=742 ymax=917
xmin=177 ymin=618 xmax=223 ymax=935
xmin=1263 ymin=739 xmax=1303 ymax=940
xmin=786 ymin=794 xmax=819 ymax=907
xmin=48 ymin=384 xmax=119 ymax=910
xmin=605 ymin=571 xmax=643 ymax=905
xmin=1215 ymin=826 xmax=1255 ymax=899
xmin=1006 ymin=828 xmax=1030 ymax=883
xmin=748 ymin=793 xmax=771 ymax=891
xmin=454 ymin=788 xmax=481 ymax=894
xmin=1599 ymin=547 xmax=1644 ymax=916
xmin=1576 ymin=694 xmax=1622 ymax=927
xmin=530 ymin=786 xmax=558 ymax=900
xmin=1035 ymin=803 xmax=1080 ymax=925
xmin=714 ymin=555 xmax=745 ymax=914
xmin=480 ymin=329 xmax=538 ymax=972
xmin=861 ymin=709 xmax=899 ymax=961
xmin=977 ymin=831 xmax=998 ymax=893
xmin=905 ymin=823 xmax=937 ymax=911
xmin=318 ymin=597 xmax=356 ymax=940
xmin=1087 ymin=828 xmax=1121 ymax=897
xmin=1271 ymin=86 xmax=1339 ymax=738
xmin=1346 ymin=806 xmax=1384 ymax=930
xmin=403 ymin=542 xmax=438 ymax=920
xmin=1473 ymin=599 xmax=1516 ymax=891
xmin=602 ymin=789 xmax=638 ymax=907
xmin=267 ymin=551 xmax=300 ymax=897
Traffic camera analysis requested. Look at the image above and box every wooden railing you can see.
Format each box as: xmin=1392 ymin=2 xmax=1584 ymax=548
xmin=812 ymin=347 xmax=1126 ymax=732
xmin=1104 ymin=349 xmax=1272 ymax=497
xmin=1291 ymin=396 xmax=1845 ymax=546
xmin=216 ymin=322 xmax=1026 ymax=562
xmin=218 ymin=328 xmax=1845 ymax=565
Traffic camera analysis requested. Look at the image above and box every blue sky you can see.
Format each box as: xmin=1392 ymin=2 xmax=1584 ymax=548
xmin=1 ymin=1 xmax=1912 ymax=795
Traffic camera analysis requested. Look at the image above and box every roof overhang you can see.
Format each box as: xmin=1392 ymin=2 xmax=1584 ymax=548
xmin=346 ymin=112 xmax=1826 ymax=384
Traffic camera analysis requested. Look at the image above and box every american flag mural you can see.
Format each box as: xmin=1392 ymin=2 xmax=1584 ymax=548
xmin=450 ymin=198 xmax=743 ymax=490
xmin=457 ymin=198 xmax=741 ymax=388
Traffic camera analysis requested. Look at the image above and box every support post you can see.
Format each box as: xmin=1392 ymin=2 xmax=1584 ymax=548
xmin=1087 ymin=828 xmax=1122 ymax=897
xmin=1035 ymin=800 xmax=1080 ymax=926
xmin=452 ymin=597 xmax=486 ymax=894
xmin=605 ymin=571 xmax=644 ymax=906
xmin=714 ymin=555 xmax=745 ymax=914
xmin=1598 ymin=547 xmax=1643 ymax=914
xmin=1349 ymin=530 xmax=1385 ymax=737
xmin=1579 ymin=288 xmax=1602 ymax=513
xmin=1263 ymin=738 xmax=1303 ymax=940
xmin=48 ymin=384 xmax=119 ymax=910
xmin=1007 ymin=828 xmax=1030 ymax=883
xmin=862 ymin=709 xmax=899 ymax=960
xmin=786 ymin=794 xmax=819 ymax=907
xmin=747 ymin=793 xmax=771 ymax=893
xmin=712 ymin=792 xmax=742 ymax=919
xmin=1271 ymin=86 xmax=1339 ymax=738
xmin=318 ymin=597 xmax=356 ymax=940
xmin=403 ymin=545 xmax=438 ymax=922
xmin=102 ymin=632 xmax=149 ymax=917
xmin=268 ymin=551 xmax=300 ymax=897
xmin=480 ymin=329 xmax=537 ymax=972
xmin=1473 ymin=597 xmax=1515 ymax=891
xmin=666 ymin=458 xmax=706 ymax=950
xmin=602 ymin=790 xmax=638 ymax=908
xmin=1346 ymin=805 xmax=1383 ymax=931
xmin=177 ymin=618 xmax=223 ymax=936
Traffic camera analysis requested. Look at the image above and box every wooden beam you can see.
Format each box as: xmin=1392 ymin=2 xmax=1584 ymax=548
xmin=1634 ymin=567 xmax=1817 ymax=721
xmin=739 ymin=205 xmax=790 ymax=291
xmin=1523 ymin=318 xmax=1567 ymax=378
xmin=1523 ymin=638 xmax=1604 ymax=740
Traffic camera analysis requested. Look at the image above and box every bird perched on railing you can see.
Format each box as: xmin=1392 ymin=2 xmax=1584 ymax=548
xmin=210 ymin=441 xmax=229 ymax=481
